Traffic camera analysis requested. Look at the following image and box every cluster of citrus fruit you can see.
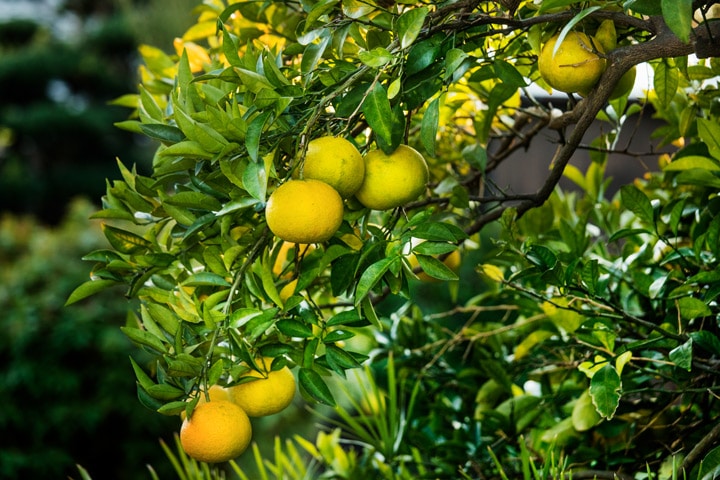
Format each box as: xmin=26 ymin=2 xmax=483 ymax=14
xmin=265 ymin=136 xmax=429 ymax=244
xmin=179 ymin=357 xmax=296 ymax=463
xmin=538 ymin=20 xmax=636 ymax=99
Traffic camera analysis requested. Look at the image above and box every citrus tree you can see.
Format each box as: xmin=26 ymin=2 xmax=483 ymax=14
xmin=67 ymin=0 xmax=720 ymax=477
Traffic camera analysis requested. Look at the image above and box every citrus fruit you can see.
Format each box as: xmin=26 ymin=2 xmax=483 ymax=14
xmin=355 ymin=145 xmax=429 ymax=210
xmin=265 ymin=179 xmax=344 ymax=244
xmin=181 ymin=384 xmax=230 ymax=419
xmin=227 ymin=357 xmax=296 ymax=417
xmin=279 ymin=278 xmax=298 ymax=303
xmin=179 ymin=400 xmax=252 ymax=463
xmin=594 ymin=19 xmax=617 ymax=52
xmin=538 ymin=31 xmax=606 ymax=95
xmin=294 ymin=136 xmax=365 ymax=198
xmin=272 ymin=242 xmax=313 ymax=278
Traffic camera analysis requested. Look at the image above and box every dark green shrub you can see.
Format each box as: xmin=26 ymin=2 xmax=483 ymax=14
xmin=0 ymin=199 xmax=176 ymax=480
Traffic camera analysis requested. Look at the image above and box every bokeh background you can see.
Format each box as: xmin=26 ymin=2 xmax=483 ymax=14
xmin=0 ymin=1 xmax=198 ymax=478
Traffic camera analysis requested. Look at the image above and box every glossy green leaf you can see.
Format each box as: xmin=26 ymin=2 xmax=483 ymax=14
xmin=415 ymin=254 xmax=458 ymax=281
xmin=620 ymin=184 xmax=654 ymax=226
xmin=397 ymin=7 xmax=428 ymax=50
xmin=120 ymin=326 xmax=167 ymax=353
xmin=589 ymin=364 xmax=621 ymax=420
xmin=690 ymin=331 xmax=720 ymax=356
xmin=669 ymin=339 xmax=693 ymax=371
xmin=65 ymin=279 xmax=117 ymax=306
xmin=355 ymin=256 xmax=396 ymax=303
xmin=102 ymin=224 xmax=152 ymax=254
xmin=298 ymin=367 xmax=336 ymax=406
xmin=146 ymin=383 xmax=185 ymax=401
xmin=362 ymin=82 xmax=394 ymax=152
xmin=276 ymin=319 xmax=314 ymax=338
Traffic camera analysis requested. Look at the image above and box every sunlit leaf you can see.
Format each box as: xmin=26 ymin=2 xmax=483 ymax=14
xmin=397 ymin=7 xmax=428 ymax=50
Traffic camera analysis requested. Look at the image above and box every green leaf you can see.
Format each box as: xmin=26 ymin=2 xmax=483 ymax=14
xmin=129 ymin=356 xmax=156 ymax=391
xmin=276 ymin=319 xmax=314 ymax=338
xmin=159 ymin=140 xmax=214 ymax=159
xmin=494 ymin=59 xmax=526 ymax=89
xmin=355 ymin=256 xmax=396 ymax=303
xmin=677 ymin=296 xmax=711 ymax=320
xmin=396 ymin=7 xmax=428 ymax=50
xmin=693 ymin=445 xmax=720 ymax=480
xmin=663 ymin=155 xmax=720 ymax=171
xmin=358 ymin=47 xmax=394 ymax=68
xmin=588 ymin=364 xmax=621 ymax=420
xmin=653 ymin=59 xmax=679 ymax=108
xmin=298 ymin=367 xmax=336 ymax=406
xmin=65 ymin=279 xmax=117 ymax=306
xmin=326 ymin=309 xmax=364 ymax=327
xmin=525 ymin=244 xmax=557 ymax=270
xmin=146 ymin=383 xmax=186 ymax=401
xmin=623 ymin=0 xmax=662 ymax=15
xmin=572 ymin=390 xmax=602 ymax=432
xmin=325 ymin=345 xmax=363 ymax=372
xmin=689 ymin=331 xmax=720 ymax=356
xmin=698 ymin=118 xmax=720 ymax=160
xmin=661 ymin=0 xmax=692 ymax=43
xmin=139 ymin=124 xmax=185 ymax=144
xmin=245 ymin=110 xmax=273 ymax=162
xmin=620 ymin=184 xmax=654 ymax=226
xmin=363 ymin=82 xmax=394 ymax=151
xmin=121 ymin=326 xmax=168 ymax=354
xmin=420 ymin=96 xmax=440 ymax=157
xmin=102 ymin=224 xmax=152 ymax=254
xmin=415 ymin=254 xmax=458 ymax=281
xmin=184 ymin=272 xmax=231 ymax=287
xmin=242 ymin=157 xmax=268 ymax=201
xmin=669 ymin=339 xmax=693 ymax=371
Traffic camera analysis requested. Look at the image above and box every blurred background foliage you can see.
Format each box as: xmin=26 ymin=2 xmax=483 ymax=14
xmin=0 ymin=0 xmax=195 ymax=478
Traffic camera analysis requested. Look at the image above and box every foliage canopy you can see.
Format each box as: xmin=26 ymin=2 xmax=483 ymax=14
xmin=69 ymin=0 xmax=720 ymax=477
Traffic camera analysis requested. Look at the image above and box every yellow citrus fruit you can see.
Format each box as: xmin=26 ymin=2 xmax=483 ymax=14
xmin=609 ymin=66 xmax=636 ymax=99
xmin=272 ymin=242 xmax=313 ymax=278
xmin=179 ymin=400 xmax=252 ymax=463
xmin=294 ymin=136 xmax=365 ymax=198
xmin=355 ymin=145 xmax=429 ymax=210
xmin=180 ymin=384 xmax=230 ymax=420
xmin=227 ymin=357 xmax=296 ymax=417
xmin=279 ymin=278 xmax=298 ymax=303
xmin=538 ymin=31 xmax=606 ymax=95
xmin=265 ymin=179 xmax=344 ymax=244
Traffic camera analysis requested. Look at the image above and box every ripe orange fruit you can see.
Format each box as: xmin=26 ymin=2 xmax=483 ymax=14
xmin=538 ymin=31 xmax=606 ymax=95
xmin=265 ymin=179 xmax=344 ymax=243
xmin=179 ymin=400 xmax=252 ymax=463
xmin=227 ymin=357 xmax=296 ymax=417
xmin=355 ymin=145 xmax=429 ymax=210
xmin=294 ymin=136 xmax=365 ymax=198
